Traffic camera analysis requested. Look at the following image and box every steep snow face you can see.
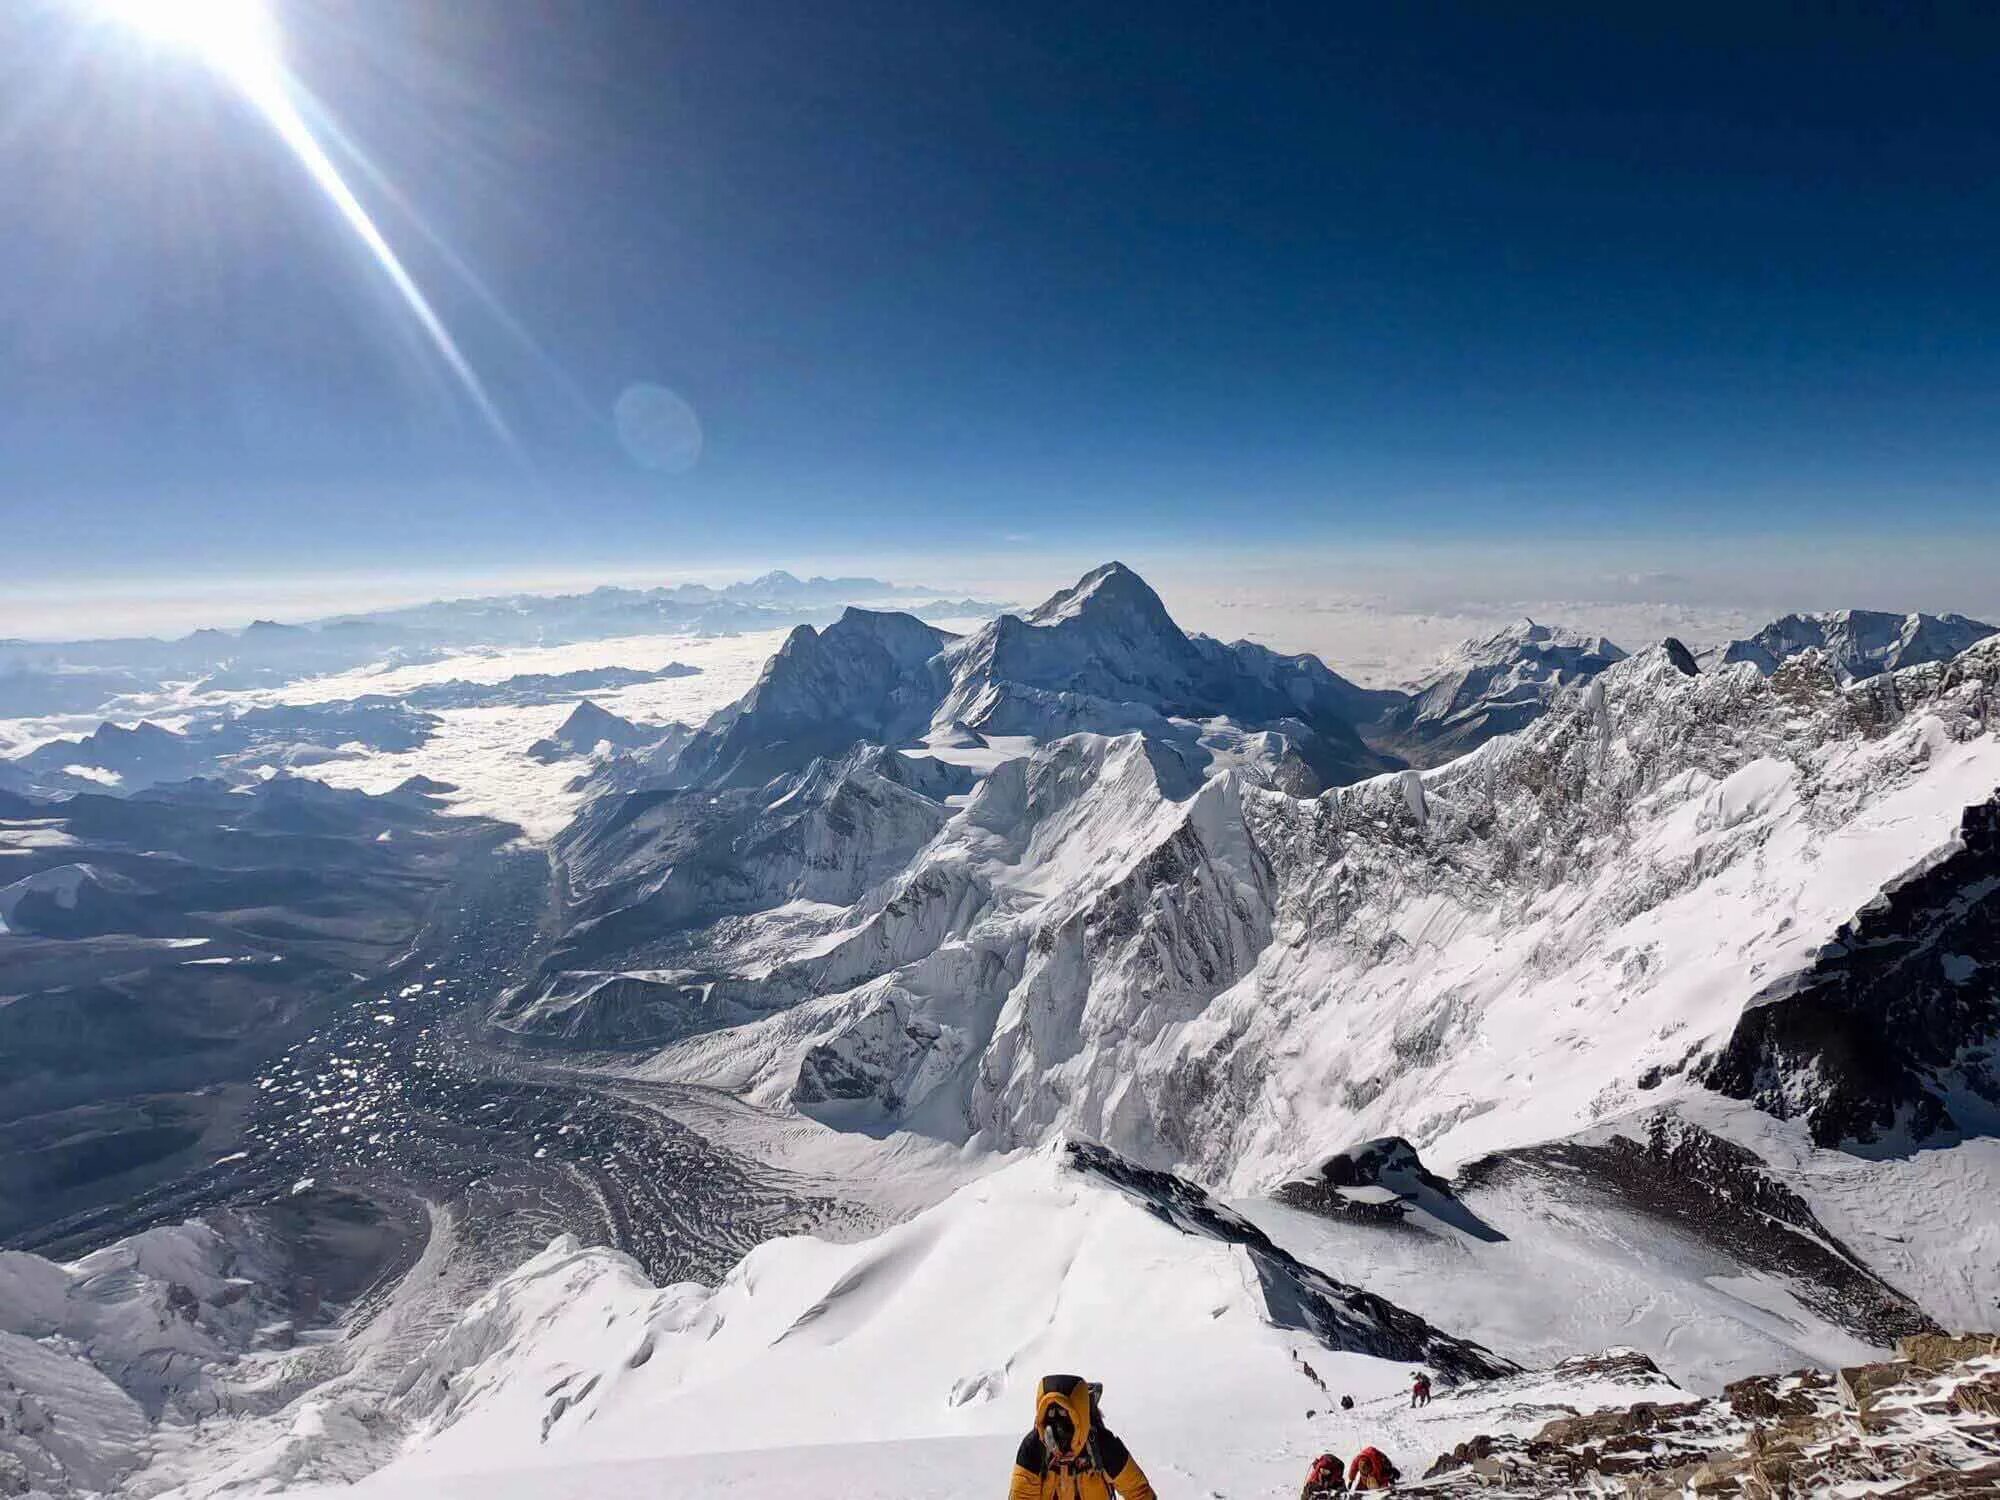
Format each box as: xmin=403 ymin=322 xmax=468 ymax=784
xmin=1202 ymin=642 xmax=2000 ymax=1183
xmin=640 ymin=638 xmax=2000 ymax=1200
xmin=1369 ymin=619 xmax=1626 ymax=766
xmin=1702 ymin=608 xmax=1997 ymax=682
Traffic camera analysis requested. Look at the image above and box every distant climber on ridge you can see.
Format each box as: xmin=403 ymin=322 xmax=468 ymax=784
xmin=1410 ymin=1371 xmax=1431 ymax=1408
xmin=1008 ymin=1375 xmax=1156 ymax=1500
xmin=1294 ymin=1348 xmax=1330 ymax=1394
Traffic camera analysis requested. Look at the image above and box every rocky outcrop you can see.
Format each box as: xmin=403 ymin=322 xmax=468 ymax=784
xmin=1458 ymin=1112 xmax=1937 ymax=1346
xmin=1276 ymin=1137 xmax=1503 ymax=1240
xmin=1417 ymin=1339 xmax=2000 ymax=1495
xmin=1701 ymin=793 xmax=2000 ymax=1148
xmin=1065 ymin=1142 xmax=1517 ymax=1382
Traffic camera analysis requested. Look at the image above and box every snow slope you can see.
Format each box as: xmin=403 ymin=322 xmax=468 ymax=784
xmin=223 ymin=1146 xmax=1680 ymax=1500
xmin=0 ymin=1222 xmax=293 ymax=1494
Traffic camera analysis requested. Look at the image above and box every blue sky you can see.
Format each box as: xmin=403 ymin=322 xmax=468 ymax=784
xmin=3 ymin=1 xmax=1998 ymax=608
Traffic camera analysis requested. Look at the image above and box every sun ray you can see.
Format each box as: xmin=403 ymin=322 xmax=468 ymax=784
xmin=90 ymin=0 xmax=515 ymax=447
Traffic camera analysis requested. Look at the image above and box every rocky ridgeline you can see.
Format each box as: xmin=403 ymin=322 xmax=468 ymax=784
xmin=1415 ymin=1334 xmax=2000 ymax=1496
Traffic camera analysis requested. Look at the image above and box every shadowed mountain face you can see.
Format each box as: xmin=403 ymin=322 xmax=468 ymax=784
xmin=668 ymin=611 xmax=959 ymax=787
xmin=1701 ymin=793 xmax=2000 ymax=1149
xmin=0 ymin=777 xmax=515 ymax=1243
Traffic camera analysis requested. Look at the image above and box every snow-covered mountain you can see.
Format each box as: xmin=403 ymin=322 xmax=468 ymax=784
xmin=656 ymin=563 xmax=1397 ymax=794
xmin=13 ymin=561 xmax=2000 ymax=1499
xmin=667 ymin=609 xmax=960 ymax=787
xmin=1701 ymin=608 xmax=1996 ymax=682
xmin=22 ymin=1137 xmax=1992 ymax=1500
xmin=1365 ymin=619 xmax=1626 ymax=766
xmin=2 ymin=1143 xmax=1669 ymax=1499
xmin=468 ymin=569 xmax=2000 ymax=1378
xmin=582 ymin=634 xmax=1994 ymax=1187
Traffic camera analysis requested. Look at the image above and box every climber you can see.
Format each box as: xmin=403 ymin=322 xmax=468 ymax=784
xmin=1347 ymin=1446 xmax=1400 ymax=1491
xmin=1410 ymin=1371 xmax=1432 ymax=1408
xmin=1293 ymin=1348 xmax=1330 ymax=1395
xmin=1339 ymin=1394 xmax=1355 ymax=1411
xmin=1008 ymin=1375 xmax=1156 ymax=1500
xmin=1300 ymin=1452 xmax=1346 ymax=1500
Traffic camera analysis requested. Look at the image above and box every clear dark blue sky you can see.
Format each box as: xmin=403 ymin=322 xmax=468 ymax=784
xmin=4 ymin=0 xmax=1998 ymax=585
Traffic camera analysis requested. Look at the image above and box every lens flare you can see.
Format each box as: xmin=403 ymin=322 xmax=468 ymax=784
xmin=89 ymin=0 xmax=512 ymax=446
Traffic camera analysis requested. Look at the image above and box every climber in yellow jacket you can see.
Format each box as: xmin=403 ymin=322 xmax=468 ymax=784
xmin=1008 ymin=1375 xmax=1156 ymax=1500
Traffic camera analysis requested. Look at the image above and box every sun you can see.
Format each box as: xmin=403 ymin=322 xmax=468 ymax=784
xmin=89 ymin=0 xmax=283 ymax=92
xmin=77 ymin=0 xmax=514 ymax=444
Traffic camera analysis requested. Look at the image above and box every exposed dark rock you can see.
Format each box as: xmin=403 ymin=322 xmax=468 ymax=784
xmin=1700 ymin=794 xmax=2000 ymax=1149
xmin=1457 ymin=1111 xmax=1938 ymax=1346
xmin=1065 ymin=1141 xmax=1516 ymax=1381
xmin=1276 ymin=1136 xmax=1506 ymax=1241
xmin=1662 ymin=637 xmax=1699 ymax=676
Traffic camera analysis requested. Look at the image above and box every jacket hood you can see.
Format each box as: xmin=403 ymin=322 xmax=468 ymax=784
xmin=1035 ymin=1374 xmax=1095 ymax=1458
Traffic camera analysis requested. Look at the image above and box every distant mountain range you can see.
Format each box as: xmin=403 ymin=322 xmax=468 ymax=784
xmin=0 ymin=573 xmax=1009 ymax=720
xmin=1699 ymin=608 xmax=1997 ymax=682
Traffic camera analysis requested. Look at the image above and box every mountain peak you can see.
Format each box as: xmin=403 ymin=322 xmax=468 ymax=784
xmin=1705 ymin=607 xmax=1997 ymax=683
xmin=558 ymin=699 xmax=625 ymax=733
xmin=1027 ymin=561 xmax=1177 ymax=633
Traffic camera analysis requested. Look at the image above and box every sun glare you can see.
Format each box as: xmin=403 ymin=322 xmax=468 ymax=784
xmin=92 ymin=0 xmax=282 ymax=89
xmin=84 ymin=0 xmax=513 ymax=447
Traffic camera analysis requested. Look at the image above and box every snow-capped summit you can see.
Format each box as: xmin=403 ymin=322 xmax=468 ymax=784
xmin=938 ymin=562 xmax=1212 ymax=721
xmin=934 ymin=563 xmax=1396 ymax=784
xmin=1026 ymin=559 xmax=1180 ymax=630
xmin=1702 ymin=608 xmax=1996 ymax=682
xmin=655 ymin=564 xmax=1396 ymax=790
xmin=1365 ymin=619 xmax=1627 ymax=766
